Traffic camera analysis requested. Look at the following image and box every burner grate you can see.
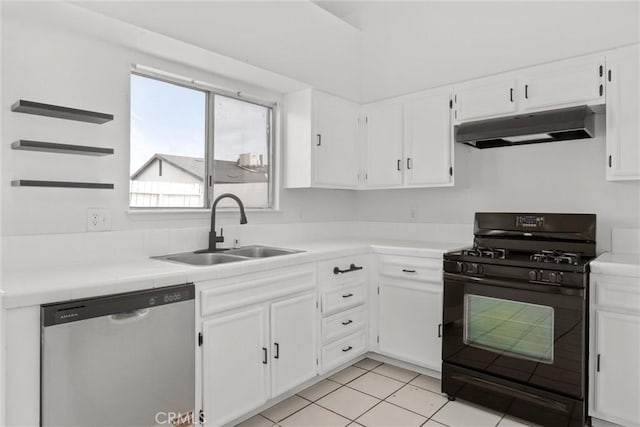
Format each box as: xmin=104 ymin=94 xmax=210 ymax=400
xmin=462 ymin=247 xmax=508 ymax=259
xmin=530 ymin=250 xmax=581 ymax=265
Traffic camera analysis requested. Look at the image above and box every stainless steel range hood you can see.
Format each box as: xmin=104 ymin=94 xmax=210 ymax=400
xmin=455 ymin=105 xmax=595 ymax=149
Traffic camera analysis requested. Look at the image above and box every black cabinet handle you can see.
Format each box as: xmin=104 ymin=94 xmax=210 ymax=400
xmin=438 ymin=324 xmax=442 ymax=338
xmin=599 ymin=84 xmax=604 ymax=96
xmin=342 ymin=293 xmax=354 ymax=298
xmin=397 ymin=159 xmax=402 ymax=171
xmin=342 ymin=319 xmax=353 ymax=325
xmin=609 ymin=155 xmax=612 ymax=168
xmin=509 ymin=88 xmax=513 ymax=102
xmin=342 ymin=346 xmax=353 ymax=352
xmin=599 ymin=65 xmax=603 ymax=77
xmin=406 ymin=158 xmax=412 ymax=169
xmin=316 ymin=134 xmax=322 ymax=147
xmin=525 ymin=84 xmax=529 ymax=99
xmin=596 ymin=354 xmax=601 ymax=372
xmin=402 ymin=269 xmax=416 ymax=273
xmin=333 ymin=264 xmax=363 ymax=275
xmin=262 ymin=347 xmax=268 ymax=364
xmin=274 ymin=343 xmax=280 ymax=359
xmin=608 ymin=69 xmax=612 ymax=82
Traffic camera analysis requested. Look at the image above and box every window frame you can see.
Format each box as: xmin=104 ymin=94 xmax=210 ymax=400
xmin=130 ymin=69 xmax=276 ymax=211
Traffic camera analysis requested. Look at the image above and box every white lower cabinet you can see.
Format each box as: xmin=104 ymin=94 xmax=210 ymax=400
xmin=199 ymin=266 xmax=318 ymax=426
xmin=318 ymin=255 xmax=370 ymax=372
xmin=376 ymin=255 xmax=443 ymax=371
xmin=590 ymin=273 xmax=640 ymax=427
xmin=202 ymin=306 xmax=269 ymax=426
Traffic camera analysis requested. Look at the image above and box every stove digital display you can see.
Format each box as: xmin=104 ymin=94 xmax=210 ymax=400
xmin=516 ymin=215 xmax=544 ymax=228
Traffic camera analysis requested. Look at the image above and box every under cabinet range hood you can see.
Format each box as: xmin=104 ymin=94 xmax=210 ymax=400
xmin=455 ymin=105 xmax=595 ymax=149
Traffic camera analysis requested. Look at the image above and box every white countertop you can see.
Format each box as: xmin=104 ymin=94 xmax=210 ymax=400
xmin=2 ymin=239 xmax=464 ymax=309
xmin=591 ymin=252 xmax=640 ymax=278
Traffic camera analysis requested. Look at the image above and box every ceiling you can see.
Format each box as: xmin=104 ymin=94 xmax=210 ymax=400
xmin=68 ymin=1 xmax=640 ymax=102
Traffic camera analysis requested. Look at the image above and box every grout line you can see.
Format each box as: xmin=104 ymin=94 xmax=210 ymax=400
xmin=350 ymin=397 xmax=387 ymax=425
xmin=383 ymin=396 xmax=447 ymax=421
xmin=265 ymin=396 xmax=313 ymax=424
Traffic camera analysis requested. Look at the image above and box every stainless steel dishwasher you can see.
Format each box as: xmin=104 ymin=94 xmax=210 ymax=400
xmin=41 ymin=283 xmax=195 ymax=426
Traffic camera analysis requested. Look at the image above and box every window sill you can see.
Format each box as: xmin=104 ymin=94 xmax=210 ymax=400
xmin=126 ymin=208 xmax=282 ymax=217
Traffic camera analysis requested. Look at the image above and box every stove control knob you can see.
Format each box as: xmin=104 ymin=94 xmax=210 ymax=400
xmin=477 ymin=265 xmax=484 ymax=275
xmin=456 ymin=262 xmax=466 ymax=273
xmin=549 ymin=272 xmax=563 ymax=283
xmin=468 ymin=263 xmax=478 ymax=274
xmin=528 ymin=270 xmax=541 ymax=281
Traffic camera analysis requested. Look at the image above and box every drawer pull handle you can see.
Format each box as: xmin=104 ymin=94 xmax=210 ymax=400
xmin=402 ymin=269 xmax=416 ymax=273
xmin=342 ymin=319 xmax=353 ymax=325
xmin=274 ymin=342 xmax=280 ymax=359
xmin=438 ymin=323 xmax=442 ymax=338
xmin=342 ymin=346 xmax=353 ymax=352
xmin=262 ymin=347 xmax=268 ymax=364
xmin=334 ymin=264 xmax=364 ymax=275
xmin=342 ymin=293 xmax=354 ymax=298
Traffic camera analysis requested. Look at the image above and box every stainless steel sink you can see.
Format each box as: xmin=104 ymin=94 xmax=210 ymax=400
xmin=154 ymin=252 xmax=249 ymax=266
xmin=226 ymin=245 xmax=303 ymax=258
xmin=153 ymin=245 xmax=303 ymax=266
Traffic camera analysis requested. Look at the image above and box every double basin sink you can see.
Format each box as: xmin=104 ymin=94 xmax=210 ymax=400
xmin=154 ymin=245 xmax=304 ymax=266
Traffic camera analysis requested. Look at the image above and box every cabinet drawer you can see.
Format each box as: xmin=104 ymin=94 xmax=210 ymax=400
xmin=322 ymin=282 xmax=366 ymax=315
xmin=318 ymin=255 xmax=368 ymax=287
xmin=322 ymin=305 xmax=366 ymax=343
xmin=593 ymin=274 xmax=640 ymax=313
xmin=379 ymin=255 xmax=442 ymax=283
xmin=322 ymin=330 xmax=366 ymax=373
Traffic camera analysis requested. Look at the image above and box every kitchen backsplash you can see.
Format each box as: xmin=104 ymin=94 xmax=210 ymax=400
xmin=1 ymin=221 xmax=472 ymax=271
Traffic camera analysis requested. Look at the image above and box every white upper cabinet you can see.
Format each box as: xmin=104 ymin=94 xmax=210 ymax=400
xmin=606 ymin=44 xmax=640 ymax=181
xmin=284 ymin=89 xmax=359 ymax=189
xmin=405 ymin=88 xmax=454 ymax=187
xmin=519 ymin=55 xmax=605 ymax=111
xmin=453 ymin=76 xmax=517 ymax=122
xmin=363 ymin=102 xmax=404 ymax=188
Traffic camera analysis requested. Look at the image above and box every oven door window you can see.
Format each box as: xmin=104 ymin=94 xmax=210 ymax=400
xmin=464 ymin=294 xmax=554 ymax=364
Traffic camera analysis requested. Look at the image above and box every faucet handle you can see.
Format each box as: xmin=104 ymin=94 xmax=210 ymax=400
xmin=216 ymin=227 xmax=224 ymax=243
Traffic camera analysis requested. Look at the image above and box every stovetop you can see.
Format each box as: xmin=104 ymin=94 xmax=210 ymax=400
xmin=445 ymin=246 xmax=593 ymax=273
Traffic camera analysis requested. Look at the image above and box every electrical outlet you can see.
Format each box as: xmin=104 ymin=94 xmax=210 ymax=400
xmin=87 ymin=208 xmax=112 ymax=232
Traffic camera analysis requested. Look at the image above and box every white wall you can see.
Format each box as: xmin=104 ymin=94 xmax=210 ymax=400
xmin=1 ymin=7 xmax=356 ymax=236
xmin=354 ymin=115 xmax=640 ymax=252
xmin=357 ymin=1 xmax=640 ymax=102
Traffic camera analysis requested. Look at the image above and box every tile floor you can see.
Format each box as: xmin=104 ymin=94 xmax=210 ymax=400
xmin=236 ymin=358 xmax=538 ymax=427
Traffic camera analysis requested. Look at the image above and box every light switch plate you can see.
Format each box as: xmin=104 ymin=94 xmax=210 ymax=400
xmin=87 ymin=208 xmax=112 ymax=232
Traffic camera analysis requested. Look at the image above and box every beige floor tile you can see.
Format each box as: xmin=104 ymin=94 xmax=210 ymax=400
xmin=353 ymin=358 xmax=383 ymax=370
xmin=329 ymin=366 xmax=368 ymax=384
xmin=423 ymin=420 xmax=449 ymax=427
xmin=431 ymin=400 xmax=502 ymax=427
xmin=279 ymin=403 xmax=350 ymax=427
xmin=357 ymin=401 xmax=426 ymax=427
xmin=297 ymin=379 xmax=341 ymax=402
xmin=261 ymin=395 xmax=310 ymax=422
xmin=372 ymin=363 xmax=420 ymax=382
xmin=235 ymin=415 xmax=275 ymax=427
xmin=348 ymin=372 xmax=405 ymax=399
xmin=385 ymin=385 xmax=449 ymax=418
xmin=317 ymin=386 xmax=380 ymax=419
xmin=409 ymin=374 xmax=443 ymax=394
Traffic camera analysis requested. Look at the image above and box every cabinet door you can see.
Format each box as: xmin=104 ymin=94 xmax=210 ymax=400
xmin=520 ymin=56 xmax=604 ymax=111
xmin=314 ymin=92 xmax=360 ymax=187
xmin=606 ymin=45 xmax=640 ymax=181
xmin=364 ymin=103 xmax=404 ymax=187
xmin=405 ymin=90 xmax=453 ymax=186
xmin=202 ymin=306 xmax=268 ymax=426
xmin=270 ymin=293 xmax=317 ymax=397
xmin=378 ymin=279 xmax=442 ymax=370
xmin=593 ymin=310 xmax=640 ymax=425
xmin=454 ymin=78 xmax=517 ymax=122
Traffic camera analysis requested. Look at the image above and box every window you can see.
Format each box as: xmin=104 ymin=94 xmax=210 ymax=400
xmin=129 ymin=73 xmax=272 ymax=209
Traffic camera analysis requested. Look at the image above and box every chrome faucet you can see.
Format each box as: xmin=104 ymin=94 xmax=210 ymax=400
xmin=208 ymin=193 xmax=247 ymax=252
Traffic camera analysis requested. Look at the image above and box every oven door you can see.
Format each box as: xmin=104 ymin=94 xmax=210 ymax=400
xmin=442 ymin=273 xmax=585 ymax=399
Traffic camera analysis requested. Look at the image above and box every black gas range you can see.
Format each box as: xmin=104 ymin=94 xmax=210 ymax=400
xmin=442 ymin=213 xmax=596 ymax=427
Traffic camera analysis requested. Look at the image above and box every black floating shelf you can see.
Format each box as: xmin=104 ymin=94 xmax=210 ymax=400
xmin=12 ymin=140 xmax=114 ymax=156
xmin=11 ymin=100 xmax=114 ymax=124
xmin=11 ymin=180 xmax=114 ymax=189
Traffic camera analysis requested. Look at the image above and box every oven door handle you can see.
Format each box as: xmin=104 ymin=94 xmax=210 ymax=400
xmin=443 ymin=272 xmax=584 ymax=296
